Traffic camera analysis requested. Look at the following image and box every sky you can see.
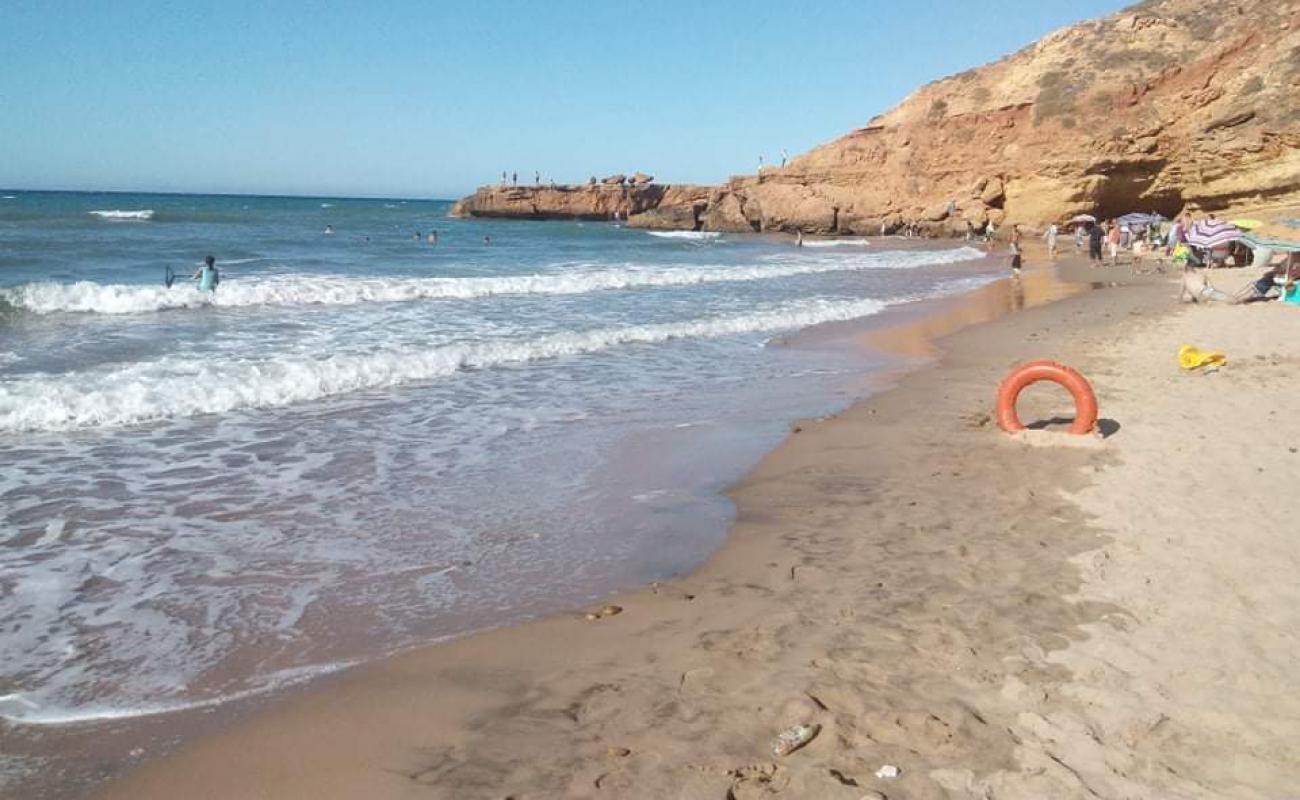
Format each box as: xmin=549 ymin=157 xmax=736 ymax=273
xmin=0 ymin=0 xmax=1132 ymax=199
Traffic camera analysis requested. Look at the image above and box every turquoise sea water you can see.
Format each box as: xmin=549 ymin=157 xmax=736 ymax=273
xmin=0 ymin=190 xmax=998 ymax=732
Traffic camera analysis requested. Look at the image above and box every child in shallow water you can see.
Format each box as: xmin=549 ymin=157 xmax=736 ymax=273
xmin=192 ymin=255 xmax=219 ymax=292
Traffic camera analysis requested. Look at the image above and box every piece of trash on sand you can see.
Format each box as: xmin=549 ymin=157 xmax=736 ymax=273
xmin=584 ymin=604 xmax=623 ymax=620
xmin=1178 ymin=344 xmax=1226 ymax=370
xmin=874 ymin=764 xmax=901 ymax=779
xmin=772 ymin=723 xmax=820 ymax=756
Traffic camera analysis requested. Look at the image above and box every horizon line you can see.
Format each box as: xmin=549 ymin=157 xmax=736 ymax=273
xmin=0 ymin=187 xmax=459 ymax=203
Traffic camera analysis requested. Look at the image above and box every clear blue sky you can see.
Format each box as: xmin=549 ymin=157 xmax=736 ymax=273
xmin=0 ymin=0 xmax=1131 ymax=199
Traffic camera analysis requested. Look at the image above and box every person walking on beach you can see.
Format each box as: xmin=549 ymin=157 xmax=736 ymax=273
xmin=1044 ymin=222 xmax=1059 ymax=257
xmin=795 ymin=230 xmax=804 ymax=247
xmin=965 ymin=220 xmax=974 ymax=241
xmin=1074 ymin=224 xmax=1085 ymax=252
xmin=1106 ymin=220 xmax=1122 ymax=266
xmin=192 ymin=255 xmax=219 ymax=293
xmin=1009 ymin=225 xmax=1023 ymax=273
xmin=1088 ymin=223 xmax=1104 ymax=263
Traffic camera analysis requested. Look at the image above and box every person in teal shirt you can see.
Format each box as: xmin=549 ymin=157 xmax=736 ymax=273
xmin=192 ymin=255 xmax=219 ymax=292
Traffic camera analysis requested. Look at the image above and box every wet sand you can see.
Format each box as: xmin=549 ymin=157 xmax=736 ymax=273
xmin=74 ymin=255 xmax=1300 ymax=797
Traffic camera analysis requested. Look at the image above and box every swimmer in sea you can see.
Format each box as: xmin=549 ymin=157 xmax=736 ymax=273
xmin=484 ymin=235 xmax=491 ymax=245
xmin=192 ymin=255 xmax=219 ymax=293
xmin=324 ymin=224 xmax=334 ymax=235
xmin=427 ymin=231 xmax=438 ymax=244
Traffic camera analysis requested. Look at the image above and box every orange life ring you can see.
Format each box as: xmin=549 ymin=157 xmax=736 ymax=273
xmin=995 ymin=360 xmax=1098 ymax=435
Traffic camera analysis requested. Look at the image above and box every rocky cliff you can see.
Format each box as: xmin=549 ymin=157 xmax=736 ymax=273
xmin=453 ymin=0 xmax=1300 ymax=235
xmin=449 ymin=182 xmax=681 ymax=221
xmin=666 ymin=0 xmax=1300 ymax=234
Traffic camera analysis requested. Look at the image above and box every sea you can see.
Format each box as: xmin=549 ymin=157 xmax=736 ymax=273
xmin=0 ymin=190 xmax=999 ymax=785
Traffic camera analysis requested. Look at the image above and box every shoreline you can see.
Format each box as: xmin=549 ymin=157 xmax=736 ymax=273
xmin=4 ymin=240 xmax=1011 ymax=798
xmin=81 ymin=253 xmax=1193 ymax=799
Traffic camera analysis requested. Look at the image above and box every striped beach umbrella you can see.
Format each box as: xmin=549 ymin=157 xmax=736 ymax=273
xmin=1185 ymin=219 xmax=1242 ymax=249
xmin=1242 ymin=219 xmax=1300 ymax=254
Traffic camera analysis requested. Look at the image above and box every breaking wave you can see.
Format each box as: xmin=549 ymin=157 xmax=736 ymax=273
xmin=0 ymin=247 xmax=986 ymax=316
xmin=88 ymin=209 xmax=154 ymax=221
xmin=645 ymin=230 xmax=722 ymax=240
xmin=801 ymin=237 xmax=872 ymax=247
xmin=0 ymin=296 xmax=894 ymax=432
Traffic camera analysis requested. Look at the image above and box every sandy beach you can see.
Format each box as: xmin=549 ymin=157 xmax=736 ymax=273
xmin=82 ymin=254 xmax=1299 ymax=799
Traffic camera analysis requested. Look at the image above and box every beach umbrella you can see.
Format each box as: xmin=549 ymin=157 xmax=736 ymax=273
xmin=1117 ymin=212 xmax=1165 ymax=227
xmin=1068 ymin=214 xmax=1097 ymax=224
xmin=1242 ymin=219 xmax=1300 ymax=254
xmin=1185 ymin=219 xmax=1242 ymax=249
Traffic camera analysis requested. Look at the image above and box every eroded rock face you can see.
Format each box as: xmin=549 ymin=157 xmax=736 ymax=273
xmin=640 ymin=0 xmax=1300 ymax=232
xmin=449 ymin=183 xmax=671 ymax=220
xmin=452 ymin=0 xmax=1299 ymax=234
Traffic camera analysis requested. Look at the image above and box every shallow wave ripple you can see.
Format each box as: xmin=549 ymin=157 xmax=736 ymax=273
xmin=0 ymin=247 xmax=986 ymax=315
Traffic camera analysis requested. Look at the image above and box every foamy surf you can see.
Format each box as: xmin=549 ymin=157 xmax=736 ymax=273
xmin=0 ymin=661 xmax=357 ymax=726
xmin=646 ymin=230 xmax=722 ymax=240
xmin=801 ymin=237 xmax=872 ymax=247
xmin=0 ymin=296 xmax=895 ymax=432
xmin=88 ymin=209 xmax=154 ymax=220
xmin=0 ymin=247 xmax=985 ymax=315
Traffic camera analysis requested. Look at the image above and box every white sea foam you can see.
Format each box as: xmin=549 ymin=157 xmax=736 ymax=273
xmin=88 ymin=209 xmax=154 ymax=221
xmin=0 ymin=297 xmax=897 ymax=432
xmin=0 ymin=247 xmax=986 ymax=316
xmin=0 ymin=661 xmax=356 ymax=726
xmin=646 ymin=230 xmax=722 ymax=240
xmin=2 ymin=195 xmax=15 ymax=200
xmin=801 ymin=237 xmax=872 ymax=248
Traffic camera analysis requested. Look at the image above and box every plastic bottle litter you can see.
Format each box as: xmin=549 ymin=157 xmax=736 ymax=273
xmin=772 ymin=723 xmax=820 ymax=757
xmin=874 ymin=764 xmax=901 ymax=779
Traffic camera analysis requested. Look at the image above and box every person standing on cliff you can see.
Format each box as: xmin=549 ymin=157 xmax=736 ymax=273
xmin=534 ymin=171 xmax=540 ymax=186
xmin=501 ymin=171 xmax=507 ymax=185
xmin=781 ymin=149 xmax=788 ymax=168
xmin=511 ymin=172 xmax=517 ymax=186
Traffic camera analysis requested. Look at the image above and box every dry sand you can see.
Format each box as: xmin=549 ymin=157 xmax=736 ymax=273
xmin=92 ymin=258 xmax=1300 ymax=799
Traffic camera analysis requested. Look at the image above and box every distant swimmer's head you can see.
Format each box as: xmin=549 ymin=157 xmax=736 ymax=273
xmin=204 ymin=255 xmax=215 ymax=267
